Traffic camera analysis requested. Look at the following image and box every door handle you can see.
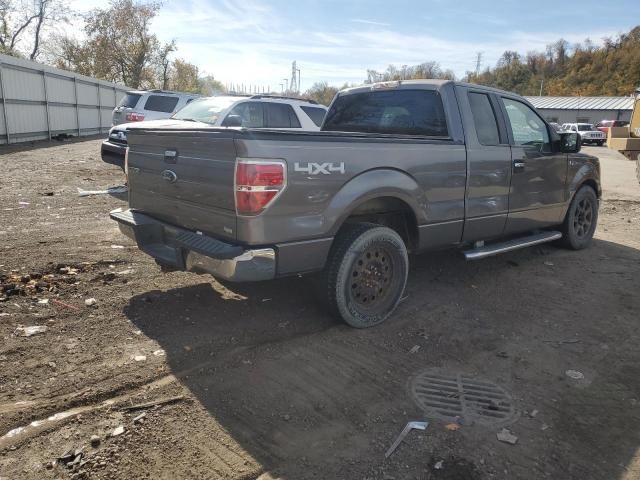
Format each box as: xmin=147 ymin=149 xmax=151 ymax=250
xmin=513 ymin=159 xmax=526 ymax=171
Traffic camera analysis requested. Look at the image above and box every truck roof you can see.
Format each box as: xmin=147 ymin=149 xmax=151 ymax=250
xmin=340 ymin=80 xmax=527 ymax=99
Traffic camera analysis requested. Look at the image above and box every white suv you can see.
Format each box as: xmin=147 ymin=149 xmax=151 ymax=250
xmin=561 ymin=123 xmax=605 ymax=146
xmin=111 ymin=89 xmax=200 ymax=126
xmin=102 ymin=95 xmax=328 ymax=169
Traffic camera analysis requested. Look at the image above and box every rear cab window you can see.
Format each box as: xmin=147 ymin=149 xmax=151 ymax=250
xmin=323 ymin=89 xmax=448 ymax=136
xmin=300 ymin=106 xmax=326 ymax=127
xmin=144 ymin=95 xmax=180 ymax=113
xmin=468 ymin=92 xmax=501 ymax=145
xmin=118 ymin=93 xmax=142 ymax=109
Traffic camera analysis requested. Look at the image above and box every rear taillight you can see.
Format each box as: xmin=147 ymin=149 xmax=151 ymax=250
xmin=125 ymin=113 xmax=145 ymax=122
xmin=235 ymin=159 xmax=286 ymax=215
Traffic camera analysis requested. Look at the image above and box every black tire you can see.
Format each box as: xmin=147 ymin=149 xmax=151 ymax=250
xmin=597 ymin=141 xmax=604 ymax=146
xmin=324 ymin=223 xmax=408 ymax=328
xmin=560 ymin=185 xmax=599 ymax=250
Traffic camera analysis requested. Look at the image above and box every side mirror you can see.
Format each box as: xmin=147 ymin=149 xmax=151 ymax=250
xmin=560 ymin=132 xmax=581 ymax=153
xmin=223 ymin=115 xmax=243 ymax=127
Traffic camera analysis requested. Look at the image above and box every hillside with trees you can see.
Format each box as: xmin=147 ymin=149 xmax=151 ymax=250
xmin=362 ymin=26 xmax=640 ymax=97
xmin=470 ymin=26 xmax=640 ymax=96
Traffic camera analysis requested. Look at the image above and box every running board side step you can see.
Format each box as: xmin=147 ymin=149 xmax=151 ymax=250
xmin=463 ymin=231 xmax=562 ymax=260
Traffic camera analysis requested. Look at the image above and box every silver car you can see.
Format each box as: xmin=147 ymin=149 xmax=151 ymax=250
xmin=111 ymin=90 xmax=200 ymax=126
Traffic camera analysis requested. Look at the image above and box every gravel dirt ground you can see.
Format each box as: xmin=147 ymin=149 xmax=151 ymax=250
xmin=0 ymin=140 xmax=639 ymax=480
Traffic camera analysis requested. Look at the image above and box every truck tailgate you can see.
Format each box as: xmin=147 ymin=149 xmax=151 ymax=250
xmin=126 ymin=129 xmax=238 ymax=241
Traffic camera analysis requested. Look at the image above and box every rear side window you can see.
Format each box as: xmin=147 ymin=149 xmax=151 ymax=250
xmin=265 ymin=103 xmax=301 ymax=128
xmin=468 ymin=92 xmax=501 ymax=145
xmin=300 ymin=106 xmax=326 ymax=127
xmin=323 ymin=89 xmax=448 ymax=136
xmin=118 ymin=93 xmax=141 ymax=108
xmin=144 ymin=95 xmax=180 ymax=113
xmin=226 ymin=102 xmax=264 ymax=127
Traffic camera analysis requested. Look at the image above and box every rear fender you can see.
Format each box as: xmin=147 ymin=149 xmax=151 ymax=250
xmin=324 ymin=168 xmax=426 ymax=236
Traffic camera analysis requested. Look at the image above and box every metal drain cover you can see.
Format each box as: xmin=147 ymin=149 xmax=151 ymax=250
xmin=410 ymin=370 xmax=517 ymax=426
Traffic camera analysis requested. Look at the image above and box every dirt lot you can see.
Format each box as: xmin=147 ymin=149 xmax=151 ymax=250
xmin=0 ymin=139 xmax=639 ymax=480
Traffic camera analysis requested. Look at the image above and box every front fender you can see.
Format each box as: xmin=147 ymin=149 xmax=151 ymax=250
xmin=323 ymin=168 xmax=427 ymax=236
xmin=568 ymin=154 xmax=601 ymax=199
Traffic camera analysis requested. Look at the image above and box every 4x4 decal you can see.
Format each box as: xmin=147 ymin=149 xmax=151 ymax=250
xmin=294 ymin=162 xmax=345 ymax=175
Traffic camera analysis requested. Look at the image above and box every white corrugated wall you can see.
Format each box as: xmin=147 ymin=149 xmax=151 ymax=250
xmin=0 ymin=53 xmax=130 ymax=144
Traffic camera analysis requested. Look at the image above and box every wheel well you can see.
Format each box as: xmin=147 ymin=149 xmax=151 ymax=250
xmin=341 ymin=197 xmax=419 ymax=251
xmin=581 ymin=179 xmax=600 ymax=198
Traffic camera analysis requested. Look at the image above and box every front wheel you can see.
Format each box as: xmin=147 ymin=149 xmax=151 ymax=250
xmin=324 ymin=223 xmax=408 ymax=328
xmin=597 ymin=141 xmax=604 ymax=146
xmin=560 ymin=185 xmax=599 ymax=250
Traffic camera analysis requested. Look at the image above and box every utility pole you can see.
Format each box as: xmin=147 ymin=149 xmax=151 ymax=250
xmin=474 ymin=51 xmax=483 ymax=79
xmin=290 ymin=61 xmax=298 ymax=93
xmin=282 ymin=78 xmax=289 ymax=93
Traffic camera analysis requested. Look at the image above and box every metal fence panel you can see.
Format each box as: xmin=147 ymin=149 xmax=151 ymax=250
xmin=0 ymin=53 xmax=130 ymax=144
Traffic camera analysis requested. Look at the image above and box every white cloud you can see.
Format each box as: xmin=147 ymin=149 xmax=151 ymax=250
xmin=350 ymin=18 xmax=392 ymax=27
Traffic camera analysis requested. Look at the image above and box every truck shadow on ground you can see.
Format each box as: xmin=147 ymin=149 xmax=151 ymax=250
xmin=125 ymin=239 xmax=640 ymax=480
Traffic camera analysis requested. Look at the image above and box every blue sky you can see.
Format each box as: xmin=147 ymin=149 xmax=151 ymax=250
xmin=69 ymin=0 xmax=638 ymax=91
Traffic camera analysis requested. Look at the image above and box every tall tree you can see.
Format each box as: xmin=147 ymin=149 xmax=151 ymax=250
xmin=51 ymin=0 xmax=174 ymax=89
xmin=0 ymin=0 xmax=67 ymax=58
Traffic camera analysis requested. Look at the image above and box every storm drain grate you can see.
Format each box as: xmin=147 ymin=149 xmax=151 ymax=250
xmin=410 ymin=370 xmax=518 ymax=426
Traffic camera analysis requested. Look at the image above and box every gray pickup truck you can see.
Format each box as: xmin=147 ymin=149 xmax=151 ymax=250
xmin=111 ymin=80 xmax=600 ymax=328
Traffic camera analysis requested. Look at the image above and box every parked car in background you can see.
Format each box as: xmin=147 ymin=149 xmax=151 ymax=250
xmin=595 ymin=119 xmax=629 ymax=136
xmin=102 ymin=95 xmax=328 ymax=169
xmin=112 ymin=89 xmax=200 ymax=126
xmin=562 ymin=123 xmax=605 ymax=146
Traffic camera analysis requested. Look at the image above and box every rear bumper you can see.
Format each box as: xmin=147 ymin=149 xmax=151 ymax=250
xmin=101 ymin=140 xmax=126 ymax=170
xmin=109 ymin=208 xmax=276 ymax=282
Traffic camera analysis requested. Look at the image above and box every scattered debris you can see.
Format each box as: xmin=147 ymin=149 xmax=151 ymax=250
xmin=133 ymin=355 xmax=146 ymax=362
xmin=84 ymin=298 xmax=97 ymax=307
xmin=496 ymin=428 xmax=518 ymax=445
xmin=565 ymin=369 xmax=585 ymax=380
xmin=541 ymin=423 xmax=549 ymax=431
xmin=445 ymin=423 xmax=460 ymax=431
xmin=282 ymin=414 xmax=291 ymax=421
xmin=58 ymin=448 xmax=83 ymax=468
xmin=496 ymin=351 xmax=509 ymax=358
xmin=90 ymin=435 xmax=100 ymax=447
xmin=544 ymin=261 xmax=554 ymax=266
xmin=529 ymin=409 xmax=539 ymax=418
xmin=152 ymin=349 xmax=165 ymax=357
xmin=385 ymin=421 xmax=429 ymax=458
xmin=0 ymin=312 xmax=10 ymax=317
xmin=116 ymin=269 xmax=134 ymax=275
xmin=133 ymin=413 xmax=146 ymax=424
xmin=121 ymin=395 xmax=186 ymax=411
xmin=111 ymin=426 xmax=125 ymax=437
xmin=110 ymin=245 xmax=125 ymax=249
xmin=37 ymin=298 xmax=49 ymax=305
xmin=434 ymin=460 xmax=444 ymax=470
xmin=15 ymin=325 xmax=47 ymax=337
xmin=409 ymin=345 xmax=420 ymax=354
xmin=51 ymin=299 xmax=81 ymax=311
xmin=77 ymin=185 xmax=128 ymax=197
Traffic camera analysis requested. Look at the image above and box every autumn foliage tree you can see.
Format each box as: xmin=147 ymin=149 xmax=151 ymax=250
xmin=468 ymin=26 xmax=640 ymax=96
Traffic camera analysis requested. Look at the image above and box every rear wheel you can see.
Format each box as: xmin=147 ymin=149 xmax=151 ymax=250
xmin=324 ymin=223 xmax=408 ymax=328
xmin=560 ymin=185 xmax=598 ymax=250
xmin=597 ymin=140 xmax=604 ymax=146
